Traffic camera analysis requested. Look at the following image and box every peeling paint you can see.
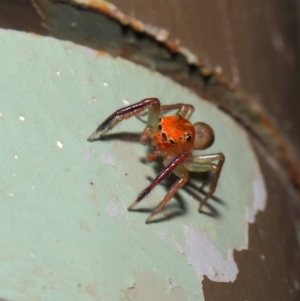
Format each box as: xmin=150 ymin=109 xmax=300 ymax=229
xmin=122 ymin=98 xmax=130 ymax=106
xmin=123 ymin=271 xmax=189 ymax=301
xmin=158 ymin=230 xmax=168 ymax=241
xmin=107 ymin=200 xmax=118 ymax=218
xmin=172 ymin=224 xmax=238 ymax=282
xmin=100 ymin=153 xmax=115 ymax=166
xmin=168 ymin=278 xmax=177 ymax=290
xmin=246 ymin=172 xmax=267 ymax=223
xmin=56 ymin=141 xmax=64 ymax=149
xmin=82 ymin=147 xmax=95 ymax=160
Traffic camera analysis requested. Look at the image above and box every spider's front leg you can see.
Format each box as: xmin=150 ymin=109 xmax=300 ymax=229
xmin=128 ymin=152 xmax=189 ymax=224
xmin=87 ymin=98 xmax=161 ymax=141
xmin=160 ymin=103 xmax=195 ymax=119
xmin=185 ymin=153 xmax=225 ymax=211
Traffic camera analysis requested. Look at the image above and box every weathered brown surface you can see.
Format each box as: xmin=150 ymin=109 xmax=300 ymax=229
xmin=0 ymin=0 xmax=46 ymax=34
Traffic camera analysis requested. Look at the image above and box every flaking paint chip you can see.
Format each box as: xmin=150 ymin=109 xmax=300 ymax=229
xmin=56 ymin=141 xmax=63 ymax=148
xmin=123 ymin=98 xmax=130 ymax=105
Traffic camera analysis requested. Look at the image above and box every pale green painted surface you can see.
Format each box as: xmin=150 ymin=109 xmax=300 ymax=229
xmin=0 ymin=30 xmax=263 ymax=300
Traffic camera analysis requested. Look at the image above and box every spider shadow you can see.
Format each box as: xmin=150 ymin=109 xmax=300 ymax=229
xmin=129 ymin=171 xmax=188 ymax=224
xmin=184 ymin=172 xmax=225 ymax=219
xmin=134 ymin=161 xmax=225 ymax=223
xmin=89 ymin=133 xmax=226 ymax=222
xmin=90 ymin=133 xmax=187 ymax=222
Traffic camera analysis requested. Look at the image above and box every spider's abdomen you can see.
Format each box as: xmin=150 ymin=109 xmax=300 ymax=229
xmin=155 ymin=115 xmax=195 ymax=155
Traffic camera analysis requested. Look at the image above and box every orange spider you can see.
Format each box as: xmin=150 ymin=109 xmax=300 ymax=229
xmin=88 ymin=98 xmax=225 ymax=224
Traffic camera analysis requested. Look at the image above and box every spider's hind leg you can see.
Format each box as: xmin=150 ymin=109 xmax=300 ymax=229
xmin=185 ymin=153 xmax=225 ymax=212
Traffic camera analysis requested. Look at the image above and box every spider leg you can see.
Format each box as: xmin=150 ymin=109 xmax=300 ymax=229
xmin=88 ymin=98 xmax=160 ymax=141
xmin=145 ymin=171 xmax=188 ymax=224
xmin=185 ymin=153 xmax=225 ymax=212
xmin=160 ymin=103 xmax=194 ymax=119
xmin=137 ymin=103 xmax=194 ymax=119
xmin=128 ymin=152 xmax=188 ymax=222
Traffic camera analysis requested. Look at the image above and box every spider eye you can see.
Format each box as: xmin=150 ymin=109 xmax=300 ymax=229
xmin=161 ymin=132 xmax=168 ymax=142
xmin=185 ymin=132 xmax=191 ymax=141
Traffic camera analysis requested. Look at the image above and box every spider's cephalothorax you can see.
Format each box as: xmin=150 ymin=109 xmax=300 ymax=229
xmin=153 ymin=115 xmax=195 ymax=156
xmin=88 ymin=98 xmax=224 ymax=224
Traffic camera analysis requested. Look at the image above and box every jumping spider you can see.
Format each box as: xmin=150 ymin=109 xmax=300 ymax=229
xmin=88 ymin=98 xmax=225 ymax=223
